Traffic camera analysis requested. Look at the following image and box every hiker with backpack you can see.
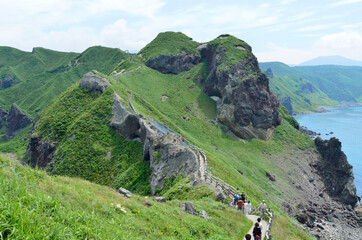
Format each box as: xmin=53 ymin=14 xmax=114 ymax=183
xmin=233 ymin=191 xmax=239 ymax=206
xmin=252 ymin=222 xmax=262 ymax=240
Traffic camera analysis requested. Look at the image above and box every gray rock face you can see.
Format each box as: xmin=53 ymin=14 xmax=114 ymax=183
xmin=5 ymin=104 xmax=32 ymax=140
xmin=179 ymin=202 xmax=198 ymax=216
xmin=110 ymin=93 xmax=141 ymax=140
xmin=199 ymin=43 xmax=281 ymax=140
xmin=1 ymin=75 xmax=16 ymax=89
xmin=153 ymin=196 xmax=166 ymax=203
xmin=117 ymin=187 xmax=133 ymax=198
xmin=281 ymin=96 xmax=293 ymax=115
xmin=149 ymin=132 xmax=199 ymax=195
xmin=26 ymin=134 xmax=56 ymax=169
xmin=145 ymin=51 xmax=201 ymax=74
xmin=199 ymin=210 xmax=210 ymax=219
xmin=79 ymin=72 xmax=111 ymax=95
xmin=0 ymin=108 xmax=7 ymax=129
xmin=110 ymin=93 xmax=201 ymax=195
xmin=315 ymin=137 xmax=359 ymax=207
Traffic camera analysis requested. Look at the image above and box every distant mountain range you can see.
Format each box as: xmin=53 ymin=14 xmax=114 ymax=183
xmin=298 ymin=56 xmax=362 ymax=67
xmin=260 ymin=62 xmax=362 ymax=114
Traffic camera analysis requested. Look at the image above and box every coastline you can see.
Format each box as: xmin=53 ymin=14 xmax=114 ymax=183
xmin=292 ymin=102 xmax=362 ymax=116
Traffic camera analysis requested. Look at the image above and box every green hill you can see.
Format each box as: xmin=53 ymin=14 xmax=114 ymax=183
xmin=0 ymin=46 xmax=127 ymax=118
xmin=2 ymin=32 xmax=354 ymax=239
xmin=260 ymin=62 xmax=362 ymax=113
xmin=0 ymin=155 xmax=252 ymax=239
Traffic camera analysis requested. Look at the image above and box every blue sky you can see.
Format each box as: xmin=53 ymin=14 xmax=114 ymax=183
xmin=1 ymin=0 xmax=361 ymax=64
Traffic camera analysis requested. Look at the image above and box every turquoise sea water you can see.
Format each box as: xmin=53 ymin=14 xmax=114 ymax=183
xmin=295 ymin=106 xmax=362 ymax=198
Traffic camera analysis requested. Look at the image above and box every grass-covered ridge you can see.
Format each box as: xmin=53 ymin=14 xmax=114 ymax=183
xmin=113 ymin=57 xmax=314 ymax=239
xmin=139 ymin=32 xmax=200 ymax=60
xmin=0 ymin=45 xmax=126 ymax=118
xmin=0 ymin=155 xmax=252 ymax=239
xmin=209 ymin=35 xmax=253 ymax=70
xmin=35 ymin=83 xmax=150 ymax=194
xmin=260 ymin=62 xmax=362 ymax=113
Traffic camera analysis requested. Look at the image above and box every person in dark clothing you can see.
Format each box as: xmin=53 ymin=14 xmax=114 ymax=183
xmin=252 ymin=222 xmax=262 ymax=240
xmin=245 ymin=233 xmax=251 ymax=240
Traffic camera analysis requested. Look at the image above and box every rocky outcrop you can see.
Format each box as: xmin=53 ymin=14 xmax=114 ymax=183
xmin=79 ymin=72 xmax=111 ymax=95
xmin=315 ymin=137 xmax=359 ymax=207
xmin=25 ymin=134 xmax=56 ymax=169
xmin=153 ymin=196 xmax=166 ymax=203
xmin=117 ymin=187 xmax=133 ymax=198
xmin=110 ymin=93 xmax=201 ymax=195
xmin=5 ymin=104 xmax=32 ymax=140
xmin=148 ymin=132 xmax=199 ymax=195
xmin=179 ymin=202 xmax=198 ymax=216
xmin=110 ymin=93 xmax=141 ymax=140
xmin=145 ymin=51 xmax=201 ymax=74
xmin=0 ymin=108 xmax=7 ymax=129
xmin=281 ymin=96 xmax=293 ymax=115
xmin=199 ymin=42 xmax=281 ymax=140
xmin=1 ymin=75 xmax=17 ymax=89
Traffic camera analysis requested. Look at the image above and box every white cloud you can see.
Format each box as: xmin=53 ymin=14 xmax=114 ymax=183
xmin=256 ymin=31 xmax=362 ymax=64
xmin=315 ymin=31 xmax=362 ymax=51
xmin=330 ymin=0 xmax=362 ymax=6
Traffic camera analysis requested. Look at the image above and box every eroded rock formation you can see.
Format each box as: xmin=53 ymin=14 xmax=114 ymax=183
xmin=315 ymin=137 xmax=359 ymax=207
xmin=26 ymin=134 xmax=56 ymax=169
xmin=0 ymin=108 xmax=7 ymax=129
xmin=111 ymin=93 xmax=200 ymax=195
xmin=146 ymin=51 xmax=201 ymax=74
xmin=281 ymin=96 xmax=293 ymax=115
xmin=5 ymin=104 xmax=32 ymax=140
xmin=199 ymin=42 xmax=281 ymax=140
xmin=79 ymin=72 xmax=111 ymax=95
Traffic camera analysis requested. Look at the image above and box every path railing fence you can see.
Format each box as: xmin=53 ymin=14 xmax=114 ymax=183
xmin=127 ymin=90 xmax=274 ymax=239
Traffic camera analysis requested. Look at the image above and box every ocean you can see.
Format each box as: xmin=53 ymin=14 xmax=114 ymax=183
xmin=294 ymin=106 xmax=362 ymax=198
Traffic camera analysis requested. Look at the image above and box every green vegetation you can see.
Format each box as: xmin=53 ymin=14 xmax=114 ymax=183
xmin=0 ymin=155 xmax=252 ymax=239
xmin=112 ymin=58 xmax=139 ymax=74
xmin=35 ymin=84 xmax=149 ymax=194
xmin=0 ymin=46 xmax=126 ymax=118
xmin=0 ymin=33 xmax=318 ymax=239
xmin=209 ymin=35 xmax=252 ymax=69
xmin=139 ymin=32 xmax=200 ymax=60
xmin=113 ymin=56 xmax=314 ymax=239
xmin=260 ymin=62 xmax=362 ymax=113
xmin=296 ymin=65 xmax=362 ymax=102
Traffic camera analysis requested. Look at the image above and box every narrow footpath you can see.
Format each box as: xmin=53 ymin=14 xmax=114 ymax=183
xmin=245 ymin=214 xmax=268 ymax=239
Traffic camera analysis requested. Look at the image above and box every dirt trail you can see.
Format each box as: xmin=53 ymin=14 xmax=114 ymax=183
xmin=245 ymin=214 xmax=268 ymax=239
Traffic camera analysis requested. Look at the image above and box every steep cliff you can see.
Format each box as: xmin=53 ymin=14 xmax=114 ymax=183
xmin=315 ymin=137 xmax=359 ymax=207
xmin=199 ymin=36 xmax=281 ymax=140
xmin=141 ymin=33 xmax=281 ymax=140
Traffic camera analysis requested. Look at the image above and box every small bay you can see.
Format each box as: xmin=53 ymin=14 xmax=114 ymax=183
xmin=295 ymin=106 xmax=362 ymax=198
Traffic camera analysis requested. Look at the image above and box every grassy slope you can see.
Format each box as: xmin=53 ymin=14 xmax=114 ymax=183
xmin=34 ymin=83 xmax=150 ymax=194
xmin=0 ymin=155 xmax=252 ymax=239
xmin=295 ymin=65 xmax=362 ymax=102
xmin=260 ymin=62 xmax=338 ymax=112
xmin=139 ymin=32 xmax=200 ymax=60
xmin=0 ymin=46 xmax=127 ymax=155
xmin=114 ymin=57 xmax=314 ymax=239
xmin=0 ymin=46 xmax=126 ymax=118
xmin=0 ymin=33 xmax=317 ymax=239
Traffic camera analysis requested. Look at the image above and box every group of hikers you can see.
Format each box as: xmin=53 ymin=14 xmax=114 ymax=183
xmin=233 ymin=191 xmax=268 ymax=240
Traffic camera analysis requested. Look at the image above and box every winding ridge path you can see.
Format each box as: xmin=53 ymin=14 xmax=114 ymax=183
xmin=124 ymin=67 xmax=274 ymax=239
